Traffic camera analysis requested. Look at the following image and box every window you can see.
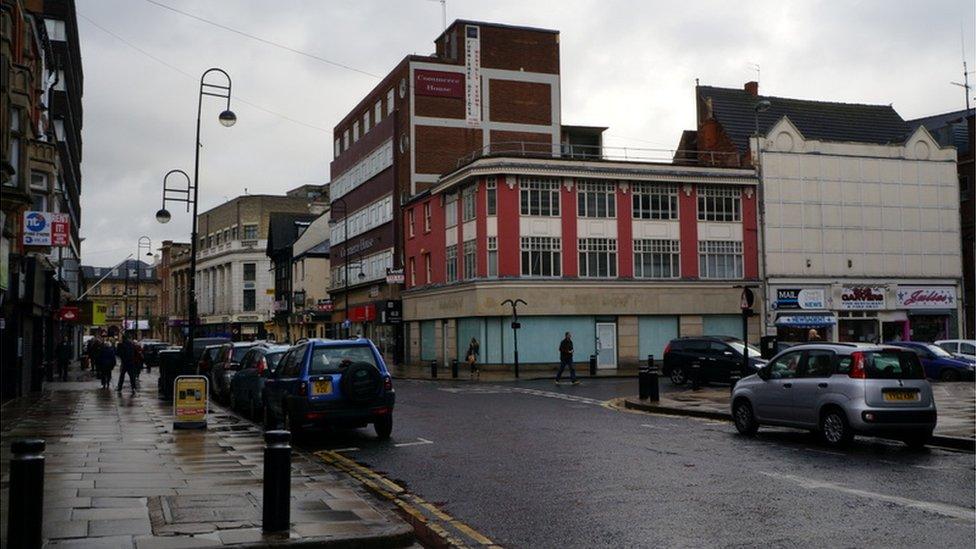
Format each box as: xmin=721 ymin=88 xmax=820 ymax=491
xmin=45 ymin=19 xmax=66 ymax=41
xmin=386 ymin=89 xmax=395 ymax=115
xmin=445 ymin=193 xmax=458 ymax=228
xmin=374 ymin=101 xmax=383 ymax=125
xmin=578 ymin=238 xmax=617 ymax=278
xmin=463 ymin=239 xmax=476 ymax=279
xmin=243 ymin=224 xmax=258 ymax=240
xmin=343 ymin=129 xmax=350 ymax=149
xmin=633 ymin=183 xmax=678 ymax=219
xmin=334 ymin=139 xmax=341 ymax=158
xmin=521 ymin=237 xmax=561 ymax=277
xmin=31 ymin=192 xmax=47 ymax=211
xmin=408 ymin=209 xmax=415 ymax=238
xmin=486 ymin=178 xmax=497 ymax=215
xmin=363 ymin=111 xmax=370 ymax=134
xmin=409 ymin=257 xmax=416 ymax=286
xmin=424 ymin=203 xmax=432 ymax=232
xmin=446 ymin=245 xmax=458 ymax=282
xmin=207 ymin=235 xmax=213 ymax=248
xmin=520 ymin=177 xmax=560 ymax=216
xmin=223 ymin=229 xmax=230 ymax=243
xmin=243 ymin=289 xmax=256 ymax=311
xmin=698 ymin=186 xmax=741 ymax=222
xmin=802 ymin=350 xmax=835 ymax=378
xmin=634 ymin=239 xmax=680 ymax=278
xmin=487 ymin=236 xmax=498 ymax=277
xmin=231 ymin=226 xmax=239 ymax=240
xmin=353 ymin=121 xmax=360 ymax=142
xmin=577 ymin=181 xmax=616 ymax=218
xmin=462 ymin=186 xmax=476 ymax=222
xmin=310 ymin=344 xmax=378 ymax=374
xmin=30 ymin=172 xmax=48 ymax=191
xmin=769 ymin=351 xmax=801 ymax=379
xmin=424 ymin=254 xmax=432 ymax=283
xmin=7 ymin=107 xmax=22 ymax=187
xmin=243 ymin=263 xmax=256 ymax=281
xmin=698 ymin=240 xmax=743 ymax=279
xmin=215 ymin=232 xmax=221 ymax=246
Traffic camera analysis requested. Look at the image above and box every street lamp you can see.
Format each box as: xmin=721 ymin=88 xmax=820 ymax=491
xmin=501 ymin=299 xmax=526 ymax=378
xmin=135 ymin=236 xmax=152 ymax=339
xmin=156 ymin=68 xmax=236 ymax=357
xmin=754 ymin=98 xmax=772 ymax=341
xmin=332 ymin=197 xmax=353 ymax=338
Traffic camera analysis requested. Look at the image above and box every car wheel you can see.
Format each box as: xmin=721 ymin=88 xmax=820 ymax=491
xmin=733 ymin=400 xmax=758 ymax=436
xmin=819 ymin=408 xmax=853 ymax=446
xmin=670 ymin=367 xmax=687 ymax=386
xmin=939 ymin=369 xmax=960 ymax=382
xmin=902 ymin=433 xmax=931 ymax=450
xmin=374 ymin=414 xmax=393 ymax=440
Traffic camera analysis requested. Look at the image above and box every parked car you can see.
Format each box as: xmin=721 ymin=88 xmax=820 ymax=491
xmin=934 ymin=339 xmax=976 ymax=361
xmin=139 ymin=341 xmax=169 ymax=371
xmin=884 ymin=341 xmax=975 ymax=381
xmin=196 ymin=344 xmax=225 ymax=388
xmin=663 ymin=336 xmax=766 ymax=385
xmin=731 ymin=343 xmax=936 ymax=448
xmin=228 ymin=344 xmax=290 ymax=417
xmin=262 ymin=338 xmax=395 ymax=439
xmin=211 ymin=341 xmax=264 ymax=402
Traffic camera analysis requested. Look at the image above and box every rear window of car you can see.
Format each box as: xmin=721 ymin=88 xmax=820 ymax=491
xmin=308 ymin=345 xmax=378 ymax=375
xmin=865 ymin=351 xmax=925 ymax=379
xmin=265 ymin=351 xmax=286 ymax=370
xmin=231 ymin=347 xmax=251 ymax=362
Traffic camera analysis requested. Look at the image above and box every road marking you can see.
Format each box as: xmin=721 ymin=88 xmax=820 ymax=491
xmin=640 ymin=423 xmax=665 ymax=430
xmin=316 ymin=450 xmax=497 ymax=547
xmin=332 ymin=447 xmax=360 ymax=453
xmin=761 ymin=471 xmax=975 ymax=521
xmin=394 ymin=437 xmax=434 ymax=448
xmin=803 ymin=447 xmax=845 ymax=456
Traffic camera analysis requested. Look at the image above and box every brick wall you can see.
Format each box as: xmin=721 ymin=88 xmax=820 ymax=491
xmin=415 ymin=126 xmax=484 ymax=174
xmin=489 ymin=80 xmax=551 ymax=125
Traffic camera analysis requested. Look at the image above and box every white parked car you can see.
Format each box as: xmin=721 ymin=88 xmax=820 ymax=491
xmin=934 ymin=339 xmax=976 ymax=361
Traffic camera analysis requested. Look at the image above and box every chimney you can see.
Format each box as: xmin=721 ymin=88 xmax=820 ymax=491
xmin=744 ymin=81 xmax=759 ymax=96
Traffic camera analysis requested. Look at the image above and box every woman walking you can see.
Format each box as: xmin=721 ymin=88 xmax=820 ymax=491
xmin=466 ymin=337 xmax=480 ymax=380
xmin=95 ymin=336 xmax=117 ymax=389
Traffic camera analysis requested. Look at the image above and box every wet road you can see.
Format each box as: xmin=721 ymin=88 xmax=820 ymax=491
xmin=289 ymin=378 xmax=975 ymax=548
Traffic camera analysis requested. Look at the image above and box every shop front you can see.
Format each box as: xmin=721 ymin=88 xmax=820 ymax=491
xmin=835 ymin=285 xmax=960 ymax=343
xmin=771 ymin=287 xmax=832 ymax=341
xmin=897 ymin=286 xmax=959 ymax=342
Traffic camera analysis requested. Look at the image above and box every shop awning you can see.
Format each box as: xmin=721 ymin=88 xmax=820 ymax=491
xmin=775 ymin=314 xmax=836 ymax=328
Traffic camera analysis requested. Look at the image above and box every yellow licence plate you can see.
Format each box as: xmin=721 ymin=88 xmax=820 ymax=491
xmin=312 ymin=379 xmax=332 ymax=395
xmin=883 ymin=390 xmax=918 ymax=402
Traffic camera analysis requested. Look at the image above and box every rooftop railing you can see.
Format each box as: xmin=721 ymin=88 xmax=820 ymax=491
xmin=455 ymin=142 xmax=743 ymax=169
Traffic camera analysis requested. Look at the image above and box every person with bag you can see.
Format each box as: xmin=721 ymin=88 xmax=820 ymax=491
xmin=94 ymin=336 xmax=116 ymax=389
xmin=116 ymin=333 xmax=140 ymax=395
xmin=556 ymin=332 xmax=579 ymax=385
xmin=466 ymin=337 xmax=481 ymax=380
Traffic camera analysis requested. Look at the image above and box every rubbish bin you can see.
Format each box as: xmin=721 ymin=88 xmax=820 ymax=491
xmin=760 ymin=336 xmax=778 ymax=360
xmin=157 ymin=348 xmax=186 ymax=400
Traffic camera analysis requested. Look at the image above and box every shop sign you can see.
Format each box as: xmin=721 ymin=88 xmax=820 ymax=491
xmin=381 ymin=300 xmax=402 ymax=325
xmin=386 ymin=268 xmax=404 ymax=285
xmin=776 ymin=288 xmax=826 ymax=310
xmin=93 ymin=304 xmax=108 ymax=326
xmin=840 ymin=286 xmax=886 ymax=310
xmin=23 ymin=211 xmax=69 ymax=247
xmin=775 ymin=314 xmax=836 ymax=328
xmin=173 ymin=375 xmax=208 ymax=429
xmin=57 ymin=306 xmax=80 ymax=321
xmin=317 ymin=299 xmax=334 ymax=312
xmin=349 ymin=304 xmax=376 ymax=322
xmin=464 ymin=25 xmax=481 ymax=125
xmin=896 ymin=286 xmax=957 ymax=309
xmin=414 ymin=69 xmax=464 ymax=98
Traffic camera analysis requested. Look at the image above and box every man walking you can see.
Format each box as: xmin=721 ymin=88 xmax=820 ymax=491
xmin=556 ymin=332 xmax=579 ymax=385
xmin=56 ymin=335 xmax=72 ymax=381
xmin=116 ymin=333 xmax=139 ymax=394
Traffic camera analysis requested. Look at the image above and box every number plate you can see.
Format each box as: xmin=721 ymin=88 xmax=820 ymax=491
xmin=882 ymin=389 xmax=919 ymax=402
xmin=312 ymin=379 xmax=332 ymax=395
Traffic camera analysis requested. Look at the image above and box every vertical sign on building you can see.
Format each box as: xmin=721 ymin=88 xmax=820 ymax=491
xmin=464 ymin=25 xmax=481 ymax=126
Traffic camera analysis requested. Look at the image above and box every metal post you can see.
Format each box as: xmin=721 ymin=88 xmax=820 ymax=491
xmin=7 ymin=439 xmax=45 ymax=549
xmin=430 ymin=360 xmax=437 ymax=379
xmin=691 ymin=362 xmax=701 ymax=391
xmin=589 ymin=354 xmax=597 ymax=377
xmin=262 ymin=430 xmax=291 ymax=533
xmin=451 ymin=358 xmax=458 ymax=379
xmin=742 ymin=309 xmax=750 ymax=378
xmin=648 ymin=354 xmax=659 ymax=401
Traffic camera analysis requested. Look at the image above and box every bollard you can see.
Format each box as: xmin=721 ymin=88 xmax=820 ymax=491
xmin=729 ymin=368 xmax=742 ymax=394
xmin=690 ymin=362 xmax=701 ymax=391
xmin=8 ymin=439 xmax=45 ymax=549
xmin=430 ymin=360 xmax=438 ymax=379
xmin=589 ymin=355 xmax=597 ymax=376
xmin=647 ymin=354 xmax=659 ymax=401
xmin=638 ymin=365 xmax=650 ymax=399
xmin=263 ymin=430 xmax=291 ymax=533
xmin=451 ymin=359 xmax=459 ymax=379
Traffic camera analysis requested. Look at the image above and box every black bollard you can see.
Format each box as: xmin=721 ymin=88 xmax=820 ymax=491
xmin=430 ymin=360 xmax=437 ymax=379
xmin=647 ymin=354 xmax=659 ymax=401
xmin=638 ymin=365 xmax=650 ymax=400
xmin=451 ymin=359 xmax=459 ymax=379
xmin=589 ymin=355 xmax=597 ymax=376
xmin=8 ymin=439 xmax=45 ymax=549
xmin=262 ymin=430 xmax=291 ymax=533
xmin=690 ymin=362 xmax=701 ymax=391
xmin=729 ymin=367 xmax=742 ymax=394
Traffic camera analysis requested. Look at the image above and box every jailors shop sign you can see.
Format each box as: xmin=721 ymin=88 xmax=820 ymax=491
xmin=896 ymin=287 xmax=956 ymax=309
xmin=414 ymin=70 xmax=464 ymax=98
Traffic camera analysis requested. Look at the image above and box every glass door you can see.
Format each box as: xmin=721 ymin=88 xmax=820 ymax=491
xmin=595 ymin=322 xmax=617 ymax=369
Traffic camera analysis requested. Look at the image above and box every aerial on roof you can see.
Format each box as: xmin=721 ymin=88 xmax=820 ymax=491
xmin=907 ymin=109 xmax=972 ymax=153
xmin=699 ymin=84 xmax=912 ymax=153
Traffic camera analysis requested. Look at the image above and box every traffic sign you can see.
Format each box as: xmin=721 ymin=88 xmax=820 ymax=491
xmin=740 ymin=287 xmax=755 ymax=310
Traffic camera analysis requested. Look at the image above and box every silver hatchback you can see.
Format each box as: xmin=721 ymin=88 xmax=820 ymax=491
xmin=731 ymin=343 xmax=936 ymax=448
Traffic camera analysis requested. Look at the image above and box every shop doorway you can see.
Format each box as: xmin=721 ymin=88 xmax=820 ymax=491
xmin=910 ymin=315 xmax=949 ymax=342
xmin=595 ymin=322 xmax=617 ymax=369
xmin=839 ymin=318 xmax=879 ymax=343
xmin=882 ymin=321 xmax=907 ymax=342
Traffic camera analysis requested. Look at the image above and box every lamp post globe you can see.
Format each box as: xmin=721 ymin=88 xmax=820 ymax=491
xmin=358 ymin=271 xmax=366 ymax=281
xmin=155 ymin=208 xmax=172 ymax=224
xmin=218 ymin=110 xmax=237 ymax=127
xmin=755 ymin=99 xmax=772 ymax=113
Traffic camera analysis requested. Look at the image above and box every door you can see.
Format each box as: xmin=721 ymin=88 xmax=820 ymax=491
xmin=706 ymin=341 xmax=738 ymax=382
xmin=595 ymin=323 xmax=617 ymax=369
xmin=752 ymin=350 xmax=802 ymax=423
xmin=790 ymin=349 xmax=836 ymax=427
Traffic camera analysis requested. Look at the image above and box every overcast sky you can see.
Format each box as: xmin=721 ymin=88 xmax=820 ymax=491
xmin=76 ymin=0 xmax=975 ymax=266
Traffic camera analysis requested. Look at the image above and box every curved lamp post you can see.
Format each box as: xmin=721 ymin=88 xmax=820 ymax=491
xmin=156 ymin=68 xmax=235 ymax=354
xmin=135 ymin=236 xmax=152 ymax=339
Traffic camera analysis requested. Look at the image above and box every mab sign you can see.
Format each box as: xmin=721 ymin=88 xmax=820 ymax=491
xmin=896 ymin=287 xmax=956 ymax=309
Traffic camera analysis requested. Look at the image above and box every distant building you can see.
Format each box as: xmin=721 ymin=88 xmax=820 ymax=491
xmin=80 ymin=260 xmax=160 ymax=339
xmin=266 ymin=212 xmax=319 ymax=341
xmin=156 ymin=240 xmax=190 ymax=343
xmin=289 ymin=213 xmax=331 ymax=340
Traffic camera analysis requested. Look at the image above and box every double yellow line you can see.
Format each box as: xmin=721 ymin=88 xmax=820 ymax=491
xmin=316 ymin=450 xmax=499 ymax=548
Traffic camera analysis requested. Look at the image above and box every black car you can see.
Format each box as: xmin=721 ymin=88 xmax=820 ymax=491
xmin=211 ymin=341 xmax=263 ymax=401
xmin=182 ymin=336 xmax=231 ymax=368
xmin=663 ymin=336 xmax=766 ymax=385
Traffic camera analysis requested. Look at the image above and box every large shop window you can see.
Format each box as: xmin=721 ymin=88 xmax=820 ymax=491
xmin=577 ymin=181 xmax=616 ymax=218
xmin=698 ymin=240 xmax=743 ymax=279
xmin=520 ymin=177 xmax=561 ymax=216
xmin=462 ymin=239 xmax=476 ymax=279
xmin=634 ymin=239 xmax=680 ymax=278
xmin=521 ymin=237 xmax=561 ymax=277
xmin=632 ymin=183 xmax=678 ymax=220
xmin=578 ymin=238 xmax=617 ymax=278
xmin=697 ymin=186 xmax=741 ymax=222
xmin=446 ymin=245 xmax=458 ymax=282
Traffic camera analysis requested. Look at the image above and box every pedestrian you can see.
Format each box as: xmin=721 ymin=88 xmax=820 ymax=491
xmin=116 ymin=333 xmax=140 ymax=395
xmin=466 ymin=337 xmax=480 ymax=380
xmin=56 ymin=335 xmax=72 ymax=382
xmin=807 ymin=328 xmax=821 ymax=342
xmin=556 ymin=332 xmax=579 ymax=385
xmin=94 ymin=336 xmax=116 ymax=389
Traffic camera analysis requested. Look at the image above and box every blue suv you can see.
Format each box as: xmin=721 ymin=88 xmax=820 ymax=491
xmin=262 ymin=338 xmax=395 ymax=439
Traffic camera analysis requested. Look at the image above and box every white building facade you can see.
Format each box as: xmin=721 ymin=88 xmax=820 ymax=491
xmin=196 ymin=241 xmax=275 ymax=339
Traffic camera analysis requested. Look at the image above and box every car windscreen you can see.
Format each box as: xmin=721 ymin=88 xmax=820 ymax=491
xmin=920 ymin=344 xmax=953 ymax=358
xmin=726 ymin=341 xmax=762 ymax=356
xmin=309 ymin=345 xmax=378 ymax=375
xmin=865 ymin=351 xmax=925 ymax=379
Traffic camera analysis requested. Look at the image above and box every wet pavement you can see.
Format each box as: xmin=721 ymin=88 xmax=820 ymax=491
xmin=0 ymin=367 xmax=412 ymax=548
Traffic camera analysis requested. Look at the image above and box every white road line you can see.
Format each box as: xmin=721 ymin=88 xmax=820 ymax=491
xmin=332 ymin=447 xmax=360 ymax=453
xmin=640 ymin=424 xmax=665 ymax=430
xmin=804 ymin=447 xmax=845 ymax=456
xmin=761 ymin=471 xmax=975 ymax=521
xmin=394 ymin=437 xmax=434 ymax=448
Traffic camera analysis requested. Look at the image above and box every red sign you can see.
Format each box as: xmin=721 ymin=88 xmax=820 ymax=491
xmin=349 ymin=304 xmax=376 ymax=322
xmin=317 ymin=300 xmax=334 ymax=312
xmin=51 ymin=213 xmax=70 ymax=247
xmin=57 ymin=306 xmax=80 ymax=321
xmin=414 ymin=70 xmax=464 ymax=98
